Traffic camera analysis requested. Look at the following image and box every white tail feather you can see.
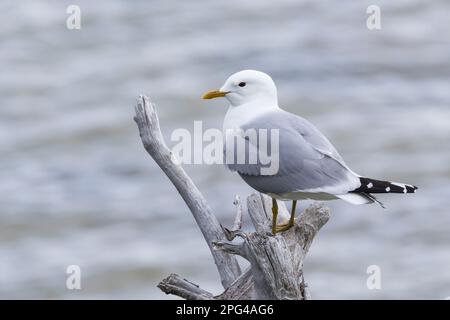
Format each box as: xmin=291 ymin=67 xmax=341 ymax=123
xmin=336 ymin=193 xmax=373 ymax=205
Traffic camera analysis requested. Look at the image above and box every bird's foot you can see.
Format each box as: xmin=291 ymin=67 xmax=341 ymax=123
xmin=273 ymin=219 xmax=296 ymax=233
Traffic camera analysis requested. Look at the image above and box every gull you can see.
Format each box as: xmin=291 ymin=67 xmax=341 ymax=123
xmin=202 ymin=70 xmax=417 ymax=233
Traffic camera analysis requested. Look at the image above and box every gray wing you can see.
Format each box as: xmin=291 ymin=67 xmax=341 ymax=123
xmin=224 ymin=110 xmax=360 ymax=195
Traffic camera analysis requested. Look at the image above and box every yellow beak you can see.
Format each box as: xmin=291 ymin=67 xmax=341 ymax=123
xmin=202 ymin=89 xmax=228 ymax=99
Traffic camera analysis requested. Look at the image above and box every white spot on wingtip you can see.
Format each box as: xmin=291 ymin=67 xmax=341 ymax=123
xmin=391 ymin=182 xmax=405 ymax=188
xmin=385 ymin=187 xmax=391 ymax=192
xmin=367 ymin=182 xmax=373 ymax=188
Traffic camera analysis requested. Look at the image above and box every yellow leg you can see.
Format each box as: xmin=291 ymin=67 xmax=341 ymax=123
xmin=271 ymin=198 xmax=278 ymax=234
xmin=274 ymin=200 xmax=297 ymax=233
xmin=289 ymin=200 xmax=297 ymax=225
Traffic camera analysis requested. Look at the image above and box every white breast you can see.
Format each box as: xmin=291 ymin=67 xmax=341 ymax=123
xmin=223 ymin=102 xmax=280 ymax=132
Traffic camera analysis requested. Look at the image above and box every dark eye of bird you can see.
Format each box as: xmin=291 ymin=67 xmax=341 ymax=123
xmin=238 ymin=82 xmax=246 ymax=87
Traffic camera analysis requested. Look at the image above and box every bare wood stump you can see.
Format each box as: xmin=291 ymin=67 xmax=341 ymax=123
xmin=134 ymin=95 xmax=330 ymax=299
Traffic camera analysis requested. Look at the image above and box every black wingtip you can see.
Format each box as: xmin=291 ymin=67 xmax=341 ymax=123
xmin=354 ymin=177 xmax=418 ymax=194
xmin=406 ymin=184 xmax=418 ymax=193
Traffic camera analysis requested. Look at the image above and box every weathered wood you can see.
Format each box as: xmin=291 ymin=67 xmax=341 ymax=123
xmin=222 ymin=195 xmax=243 ymax=241
xmin=156 ymin=196 xmax=329 ymax=300
xmin=158 ymin=274 xmax=214 ymax=300
xmin=215 ymin=268 xmax=254 ymax=300
xmin=134 ymin=95 xmax=241 ymax=288
xmin=214 ymin=195 xmax=330 ymax=299
xmin=133 ymin=94 xmax=330 ymax=300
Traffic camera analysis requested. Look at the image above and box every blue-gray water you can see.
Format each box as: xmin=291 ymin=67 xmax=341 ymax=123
xmin=0 ymin=0 xmax=449 ymax=299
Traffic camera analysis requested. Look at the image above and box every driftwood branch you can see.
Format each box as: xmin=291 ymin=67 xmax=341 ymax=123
xmin=134 ymin=95 xmax=241 ymax=288
xmin=214 ymin=196 xmax=329 ymax=299
xmin=221 ymin=195 xmax=244 ymax=241
xmin=133 ymin=95 xmax=330 ymax=299
xmin=157 ymin=274 xmax=214 ymax=300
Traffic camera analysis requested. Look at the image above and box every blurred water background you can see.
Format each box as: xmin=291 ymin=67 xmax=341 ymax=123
xmin=0 ymin=0 xmax=449 ymax=299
